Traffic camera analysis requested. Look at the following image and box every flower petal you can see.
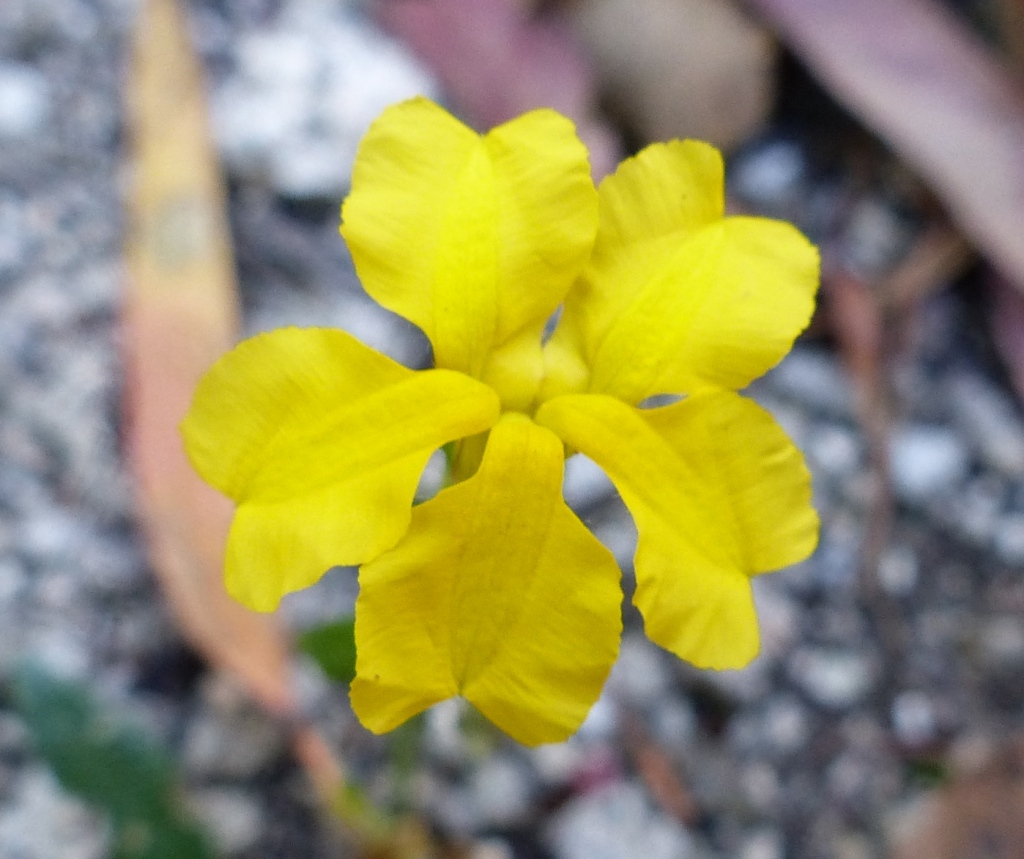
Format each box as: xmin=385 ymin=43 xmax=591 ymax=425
xmin=541 ymin=141 xmax=818 ymax=405
xmin=536 ymin=391 xmax=818 ymax=669
xmin=341 ymin=97 xmax=597 ymax=409
xmin=182 ymin=327 xmax=500 ymax=611
xmin=350 ymin=413 xmax=622 ymax=745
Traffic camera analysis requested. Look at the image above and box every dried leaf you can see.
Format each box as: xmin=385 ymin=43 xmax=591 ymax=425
xmin=748 ymin=0 xmax=1024 ymax=292
xmin=122 ymin=0 xmax=346 ymax=810
xmin=889 ymin=736 xmax=1024 ymax=858
xmin=567 ymin=0 xmax=775 ymax=149
xmin=622 ymin=715 xmax=699 ymax=825
xmin=123 ymin=0 xmax=296 ymax=716
xmin=373 ymin=0 xmax=621 ymax=176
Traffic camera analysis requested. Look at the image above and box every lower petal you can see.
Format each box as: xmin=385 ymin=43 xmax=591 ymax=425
xmin=224 ymin=452 xmax=428 ymax=613
xmin=536 ymin=391 xmax=817 ymax=669
xmin=350 ymin=413 xmax=622 ymax=745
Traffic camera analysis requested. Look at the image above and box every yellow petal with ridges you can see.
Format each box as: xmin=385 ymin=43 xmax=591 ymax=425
xmin=181 ymin=327 xmax=500 ymax=611
xmin=536 ymin=391 xmax=817 ymax=669
xmin=542 ymin=140 xmax=818 ymax=405
xmin=341 ymin=97 xmax=597 ymax=410
xmin=350 ymin=413 xmax=622 ymax=745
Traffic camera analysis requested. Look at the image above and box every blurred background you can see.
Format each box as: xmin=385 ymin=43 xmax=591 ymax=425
xmin=3 ymin=0 xmax=1024 ymax=857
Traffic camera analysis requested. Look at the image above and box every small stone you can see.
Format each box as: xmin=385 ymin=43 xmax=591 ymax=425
xmin=545 ymin=782 xmax=693 ymax=859
xmin=182 ymin=676 xmax=286 ymax=780
xmin=186 ymin=788 xmax=263 ymax=855
xmin=834 ymin=832 xmax=874 ymax=859
xmin=739 ymin=828 xmax=784 ymax=859
xmin=649 ymin=698 xmax=697 ymax=749
xmin=0 ymin=712 xmax=29 ymax=755
xmin=0 ymin=557 xmax=26 ymax=603
xmin=211 ymin=7 xmax=435 ymax=197
xmin=890 ymin=424 xmax=969 ymax=503
xmin=529 ymin=742 xmax=586 ymax=787
xmin=606 ymin=635 xmax=671 ymax=708
xmin=877 ymin=544 xmax=919 ymax=596
xmin=891 ymin=690 xmax=936 ymax=747
xmin=979 ymin=615 xmax=1024 ymax=666
xmin=953 ymin=475 xmax=1006 ymax=544
xmin=586 ymin=500 xmax=638 ymax=570
xmin=788 ymin=647 xmax=874 ymax=709
xmin=424 ymin=698 xmax=470 ymax=765
xmin=577 ymin=692 xmax=618 ymax=741
xmin=813 ymin=515 xmax=862 ymax=592
xmin=826 ymin=753 xmax=872 ymax=805
xmin=563 ymin=453 xmax=615 ymax=510
xmin=840 ymin=197 xmax=915 ymax=279
xmin=993 ymin=513 xmax=1024 ymax=565
xmin=470 ymin=838 xmax=515 ymax=859
xmin=415 ymin=448 xmax=448 ymax=502
xmin=763 ymin=347 xmax=855 ymax=419
xmin=419 ymin=776 xmax=479 ymax=835
xmin=806 ymin=422 xmax=862 ymax=479
xmin=0 ymin=767 xmax=108 ymax=859
xmin=761 ymin=695 xmax=810 ymax=754
xmin=730 ymin=139 xmax=805 ymax=213
xmin=740 ymin=765 xmax=780 ymax=815
xmin=947 ymin=371 xmax=1024 ymax=477
xmin=470 ymin=755 xmax=534 ymax=828
xmin=0 ymin=194 xmax=29 ymax=278
xmin=0 ymin=63 xmax=50 ymax=139
xmin=752 ymin=578 xmax=799 ymax=656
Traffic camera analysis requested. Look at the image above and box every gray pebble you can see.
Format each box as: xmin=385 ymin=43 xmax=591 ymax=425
xmin=606 ymin=635 xmax=671 ymax=709
xmin=993 ymin=513 xmax=1024 ymax=565
xmin=545 ymin=782 xmax=694 ymax=859
xmin=186 ymin=787 xmax=264 ymax=855
xmin=212 ymin=3 xmax=436 ymax=197
xmin=788 ymin=647 xmax=875 ymax=709
xmin=0 ymin=767 xmax=108 ymax=859
xmin=763 ymin=346 xmax=855 ymax=419
xmin=182 ymin=676 xmax=286 ymax=780
xmin=890 ymin=423 xmax=969 ymax=503
xmin=947 ymin=371 xmax=1024 ymax=477
xmin=563 ymin=453 xmax=616 ymax=511
xmin=469 ymin=755 xmax=535 ymax=828
xmin=891 ymin=690 xmax=937 ymax=747
xmin=0 ymin=64 xmax=50 ymax=140
xmin=739 ymin=828 xmax=784 ymax=859
xmin=730 ymin=138 xmax=806 ymax=215
xmin=877 ymin=543 xmax=919 ymax=597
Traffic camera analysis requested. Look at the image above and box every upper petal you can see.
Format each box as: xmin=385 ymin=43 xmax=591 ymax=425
xmin=341 ymin=97 xmax=598 ymax=409
xmin=350 ymin=413 xmax=622 ymax=745
xmin=536 ymin=391 xmax=818 ymax=669
xmin=541 ymin=141 xmax=818 ymax=405
xmin=181 ymin=327 xmax=500 ymax=611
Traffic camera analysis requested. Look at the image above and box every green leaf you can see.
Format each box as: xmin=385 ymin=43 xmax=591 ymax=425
xmin=297 ymin=617 xmax=358 ymax=684
xmin=10 ymin=662 xmax=217 ymax=859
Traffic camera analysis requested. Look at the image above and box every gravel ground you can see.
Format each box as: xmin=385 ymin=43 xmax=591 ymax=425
xmin=3 ymin=2 xmax=1024 ymax=858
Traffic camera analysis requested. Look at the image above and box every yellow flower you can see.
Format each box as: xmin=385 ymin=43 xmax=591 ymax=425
xmin=182 ymin=97 xmax=820 ymax=745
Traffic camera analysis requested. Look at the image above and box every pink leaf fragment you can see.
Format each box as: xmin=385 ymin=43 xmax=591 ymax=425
xmin=373 ymin=0 xmax=620 ymax=177
xmin=748 ymin=0 xmax=1024 ymax=292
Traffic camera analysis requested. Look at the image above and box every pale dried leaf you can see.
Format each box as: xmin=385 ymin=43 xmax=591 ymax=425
xmin=122 ymin=0 xmax=298 ymax=720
